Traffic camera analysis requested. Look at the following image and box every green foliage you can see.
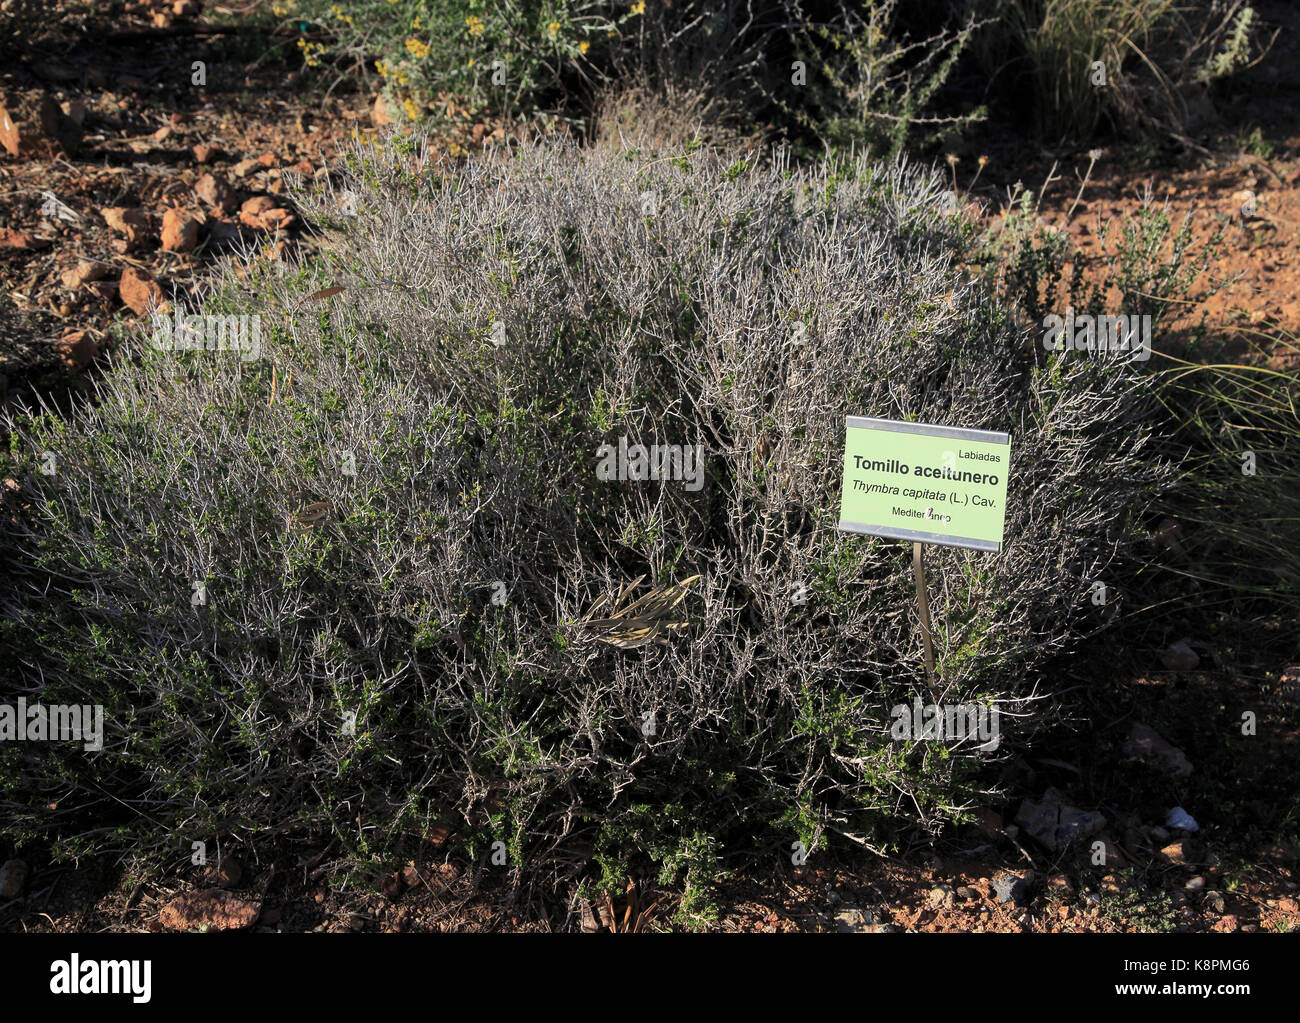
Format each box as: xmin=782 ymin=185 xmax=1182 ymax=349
xmin=778 ymin=0 xmax=986 ymax=157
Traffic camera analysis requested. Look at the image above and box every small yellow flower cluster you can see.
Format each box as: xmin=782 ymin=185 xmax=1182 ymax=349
xmin=547 ymin=21 xmax=560 ymax=38
xmin=404 ymin=97 xmax=420 ymax=121
xmin=465 ymin=15 xmax=485 ymax=36
xmin=376 ymin=60 xmax=410 ymax=85
xmin=632 ymin=2 xmax=645 ymax=15
xmin=579 ymin=40 xmax=590 ymax=54
xmin=405 ymin=37 xmax=431 ymax=58
xmin=328 ymin=4 xmax=353 ymax=27
xmin=297 ymin=38 xmax=326 ymax=67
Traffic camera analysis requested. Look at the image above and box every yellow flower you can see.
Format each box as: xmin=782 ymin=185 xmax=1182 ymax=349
xmin=547 ymin=21 xmax=560 ymax=38
xmin=375 ymin=60 xmax=387 ymax=76
xmin=631 ymin=2 xmax=645 ymax=14
xmin=579 ymin=40 xmax=590 ymax=53
xmin=404 ymin=97 xmax=420 ymax=120
xmin=405 ymin=37 xmax=430 ymax=58
xmin=465 ymin=15 xmax=485 ymax=36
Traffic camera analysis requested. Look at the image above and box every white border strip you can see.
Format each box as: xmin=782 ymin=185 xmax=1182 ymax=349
xmin=837 ymin=519 xmax=1002 ymax=553
xmin=846 ymin=416 xmax=1009 ymax=447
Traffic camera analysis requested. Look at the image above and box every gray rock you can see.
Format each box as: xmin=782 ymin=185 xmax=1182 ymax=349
xmin=1162 ymin=639 xmax=1200 ymax=671
xmin=0 ymin=859 xmax=28 ymax=900
xmin=956 ymin=885 xmax=981 ymax=902
xmin=834 ymin=906 xmax=880 ymax=932
xmin=1166 ymin=806 xmax=1200 ymax=832
xmin=1015 ymin=788 xmax=1106 ymax=851
xmin=1122 ymin=723 xmax=1193 ymax=777
xmin=993 ymin=872 xmax=1032 ymax=906
xmin=1185 ymin=876 xmax=1206 ymax=891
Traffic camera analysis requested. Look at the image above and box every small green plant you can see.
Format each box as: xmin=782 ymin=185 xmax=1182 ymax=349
xmin=778 ymin=0 xmax=986 ymax=157
xmin=1235 ymin=125 xmax=1275 ymax=160
xmin=1099 ymin=871 xmax=1179 ymax=931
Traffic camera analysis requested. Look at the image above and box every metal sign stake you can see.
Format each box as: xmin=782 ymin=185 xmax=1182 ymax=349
xmin=911 ymin=541 xmax=939 ymax=696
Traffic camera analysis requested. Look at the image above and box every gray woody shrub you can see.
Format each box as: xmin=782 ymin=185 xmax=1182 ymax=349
xmin=0 ymin=137 xmax=1170 ymax=901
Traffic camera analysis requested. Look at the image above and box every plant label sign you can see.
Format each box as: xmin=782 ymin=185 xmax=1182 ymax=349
xmin=837 ymin=416 xmax=1011 ymax=552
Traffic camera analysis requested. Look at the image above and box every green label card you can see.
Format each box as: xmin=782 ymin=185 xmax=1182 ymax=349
xmin=837 ymin=417 xmax=1011 ymax=552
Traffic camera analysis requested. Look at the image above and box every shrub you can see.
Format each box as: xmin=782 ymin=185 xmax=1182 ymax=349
xmin=967 ymin=0 xmax=1268 ymax=142
xmin=1148 ymin=332 xmax=1300 ymax=608
xmin=777 ymin=0 xmax=988 ymax=157
xmin=285 ymin=0 xmax=781 ymax=135
xmin=0 ymin=138 xmax=1170 ymax=899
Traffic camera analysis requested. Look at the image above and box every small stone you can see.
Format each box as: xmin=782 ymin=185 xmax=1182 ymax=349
xmin=1205 ymin=891 xmax=1225 ymax=914
xmin=1162 ymin=640 xmax=1199 ymax=671
xmin=0 ymin=859 xmax=29 ymax=899
xmin=1185 ymin=876 xmax=1205 ymax=891
xmin=259 ymin=207 xmax=294 ymax=231
xmin=1158 ymin=840 xmax=1194 ymax=866
xmin=1166 ymin=807 xmax=1199 ymax=832
xmin=834 ymin=906 xmax=879 ymax=932
xmin=1213 ymin=914 xmax=1239 ymax=932
xmin=0 ymin=101 xmax=20 ymax=157
xmin=956 ymin=885 xmax=980 ymax=902
xmin=192 ymin=143 xmax=223 ymax=164
xmin=158 ymin=889 xmax=261 ymax=931
xmin=161 ymin=207 xmax=201 ymax=252
xmin=119 ymin=267 xmax=165 ymax=316
xmin=195 ymin=173 xmax=235 ymax=212
xmin=100 ymin=207 xmax=148 ymax=243
xmin=1015 ymin=788 xmax=1105 ymax=851
xmin=239 ymin=195 xmax=275 ymax=228
xmin=61 ymin=260 xmax=107 ymax=289
xmin=55 ymin=330 xmax=97 ymax=370
xmin=60 ymin=99 xmax=86 ymax=127
xmin=928 ymin=886 xmax=955 ymax=910
xmin=233 ymin=157 xmax=261 ymax=178
xmin=1123 ymin=723 xmax=1193 ymax=777
xmin=993 ymin=873 xmax=1031 ymax=906
xmin=0 ymin=229 xmax=50 ymax=250
xmin=37 ymin=93 xmax=81 ymax=156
